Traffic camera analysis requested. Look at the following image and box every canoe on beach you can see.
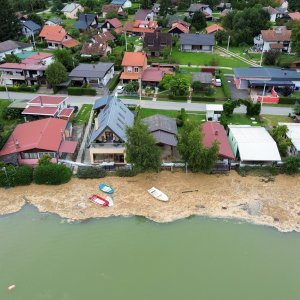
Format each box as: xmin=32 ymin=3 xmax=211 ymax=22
xmin=99 ymin=184 xmax=114 ymax=194
xmin=147 ymin=187 xmax=169 ymax=202
xmin=88 ymin=195 xmax=110 ymax=207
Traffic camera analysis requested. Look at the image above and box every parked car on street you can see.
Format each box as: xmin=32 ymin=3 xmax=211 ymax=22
xmin=116 ymin=85 xmax=124 ymax=94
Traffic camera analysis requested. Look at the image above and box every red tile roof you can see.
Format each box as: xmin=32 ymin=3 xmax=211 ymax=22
xmin=29 ymin=96 xmax=67 ymax=105
xmin=288 ymin=12 xmax=300 ymax=20
xmin=106 ymin=18 xmax=122 ymax=28
xmin=206 ymin=24 xmax=224 ymax=34
xmin=22 ymin=106 xmax=59 ymax=116
xmin=261 ymin=27 xmax=291 ymax=42
xmin=58 ymin=108 xmax=74 ymax=118
xmin=0 ymin=118 xmax=68 ymax=156
xmin=62 ymin=38 xmax=80 ymax=48
xmin=22 ymin=52 xmax=53 ymax=64
xmin=59 ymin=140 xmax=77 ymax=153
xmin=39 ymin=25 xmax=65 ymax=38
xmin=124 ymin=21 xmax=158 ymax=33
xmin=168 ymin=22 xmax=190 ymax=34
xmin=0 ymin=62 xmax=46 ymax=71
xmin=121 ymin=52 xmax=147 ymax=66
xmin=120 ymin=72 xmax=141 ymax=80
xmin=142 ymin=67 xmax=173 ymax=82
xmin=201 ymin=121 xmax=234 ymax=159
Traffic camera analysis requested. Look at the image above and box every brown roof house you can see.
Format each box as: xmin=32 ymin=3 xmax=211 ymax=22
xmin=120 ymin=52 xmax=147 ymax=82
xmin=102 ymin=18 xmax=123 ymax=32
xmin=101 ymin=4 xmax=124 ymax=18
xmin=168 ymin=20 xmax=190 ymax=36
xmin=81 ymin=32 xmax=115 ymax=57
xmin=144 ymin=32 xmax=172 ymax=57
xmin=254 ymin=26 xmax=291 ymax=53
xmin=134 ymin=9 xmax=154 ymax=21
xmin=142 ymin=66 xmax=173 ymax=86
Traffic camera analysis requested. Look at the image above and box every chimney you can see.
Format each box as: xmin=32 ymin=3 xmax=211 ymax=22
xmin=15 ymin=139 xmax=20 ymax=148
xmin=215 ymin=130 xmax=218 ymax=136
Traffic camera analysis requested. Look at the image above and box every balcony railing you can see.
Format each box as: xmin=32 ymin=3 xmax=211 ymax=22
xmin=90 ymin=142 xmax=125 ymax=149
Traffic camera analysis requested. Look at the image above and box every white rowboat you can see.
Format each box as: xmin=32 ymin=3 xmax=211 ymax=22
xmin=147 ymin=187 xmax=169 ymax=202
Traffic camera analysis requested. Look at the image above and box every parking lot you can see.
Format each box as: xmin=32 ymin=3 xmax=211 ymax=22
xmin=225 ymin=76 xmax=249 ymax=100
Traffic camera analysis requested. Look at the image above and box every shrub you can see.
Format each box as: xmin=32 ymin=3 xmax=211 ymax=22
xmin=0 ymin=165 xmax=33 ymax=187
xmin=0 ymin=85 xmax=39 ymax=93
xmin=77 ymin=166 xmax=107 ymax=178
xmin=108 ymin=73 xmax=121 ymax=92
xmin=282 ymin=156 xmax=300 ymax=175
xmin=219 ymin=71 xmax=231 ymax=99
xmin=279 ymin=97 xmax=299 ymax=105
xmin=67 ymin=87 xmax=97 ymax=96
xmin=115 ymin=168 xmax=137 ymax=177
xmin=33 ymin=164 xmax=72 ymax=185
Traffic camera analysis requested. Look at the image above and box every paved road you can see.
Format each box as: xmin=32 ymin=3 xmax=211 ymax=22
xmin=0 ymin=92 xmax=293 ymax=116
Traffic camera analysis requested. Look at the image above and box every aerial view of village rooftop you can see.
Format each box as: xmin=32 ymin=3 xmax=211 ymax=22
xmin=0 ymin=0 xmax=300 ymax=298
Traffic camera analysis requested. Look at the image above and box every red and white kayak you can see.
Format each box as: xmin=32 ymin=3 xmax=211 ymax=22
xmin=88 ymin=194 xmax=110 ymax=206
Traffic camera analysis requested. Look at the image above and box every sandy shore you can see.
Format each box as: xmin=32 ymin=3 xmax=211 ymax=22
xmin=0 ymin=171 xmax=299 ymax=232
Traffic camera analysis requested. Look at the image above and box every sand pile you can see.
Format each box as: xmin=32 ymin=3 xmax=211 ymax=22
xmin=0 ymin=171 xmax=299 ymax=232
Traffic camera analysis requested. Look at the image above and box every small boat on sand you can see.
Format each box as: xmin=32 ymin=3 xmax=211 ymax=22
xmin=99 ymin=184 xmax=114 ymax=194
xmin=147 ymin=187 xmax=169 ymax=202
xmin=88 ymin=194 xmax=110 ymax=206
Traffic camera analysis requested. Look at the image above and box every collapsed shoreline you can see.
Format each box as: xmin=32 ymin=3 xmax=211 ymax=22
xmin=0 ymin=171 xmax=299 ymax=233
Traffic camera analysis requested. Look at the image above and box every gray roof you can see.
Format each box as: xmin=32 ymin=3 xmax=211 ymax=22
xmin=135 ymin=9 xmax=152 ymax=20
xmin=0 ymin=40 xmax=32 ymax=53
xmin=233 ymin=67 xmax=300 ymax=81
xmin=166 ymin=14 xmax=185 ymax=27
xmin=61 ymin=3 xmax=81 ymax=12
xmin=192 ymin=72 xmax=213 ymax=84
xmin=89 ymin=97 xmax=134 ymax=144
xmin=69 ymin=63 xmax=114 ymax=79
xmin=48 ymin=17 xmax=63 ymax=25
xmin=73 ymin=13 xmax=97 ymax=30
xmin=93 ymin=95 xmax=113 ymax=110
xmin=152 ymin=131 xmax=177 ymax=146
xmin=187 ymin=4 xmax=209 ymax=12
xmin=180 ymin=33 xmax=215 ymax=46
xmin=23 ymin=20 xmax=41 ymax=32
xmin=143 ymin=114 xmax=177 ymax=135
xmin=111 ymin=0 xmax=127 ymax=5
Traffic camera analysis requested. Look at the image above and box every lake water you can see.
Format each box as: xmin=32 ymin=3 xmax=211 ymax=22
xmin=0 ymin=206 xmax=299 ymax=300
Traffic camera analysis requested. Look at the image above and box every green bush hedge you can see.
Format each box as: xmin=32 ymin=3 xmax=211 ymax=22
xmin=33 ymin=164 xmax=72 ymax=185
xmin=0 ymin=165 xmax=33 ymax=187
xmin=67 ymin=87 xmax=97 ymax=96
xmin=77 ymin=166 xmax=107 ymax=178
xmin=115 ymin=168 xmax=137 ymax=177
xmin=219 ymin=72 xmax=231 ymax=99
xmin=0 ymin=85 xmax=39 ymax=93
xmin=108 ymin=73 xmax=121 ymax=92
xmin=278 ymin=97 xmax=300 ymax=105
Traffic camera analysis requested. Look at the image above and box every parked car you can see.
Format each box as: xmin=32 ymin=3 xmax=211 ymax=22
xmin=116 ymin=85 xmax=124 ymax=94
xmin=215 ymin=79 xmax=222 ymax=87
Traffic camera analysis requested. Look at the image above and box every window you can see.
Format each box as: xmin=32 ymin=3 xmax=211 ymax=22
xmin=127 ymin=66 xmax=132 ymax=73
xmin=134 ymin=67 xmax=139 ymax=73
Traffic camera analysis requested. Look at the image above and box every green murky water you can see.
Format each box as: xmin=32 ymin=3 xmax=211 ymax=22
xmin=0 ymin=206 xmax=299 ymax=300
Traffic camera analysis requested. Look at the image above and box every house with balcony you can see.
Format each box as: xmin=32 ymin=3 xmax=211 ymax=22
xmin=0 ymin=40 xmax=33 ymax=61
xmin=88 ymin=97 xmax=134 ymax=165
xmin=180 ymin=33 xmax=214 ymax=53
xmin=61 ymin=2 xmax=84 ymax=19
xmin=120 ymin=52 xmax=147 ymax=83
xmin=69 ymin=62 xmax=114 ymax=87
xmin=21 ymin=95 xmax=68 ymax=120
xmin=254 ymin=26 xmax=291 ymax=53
xmin=39 ymin=25 xmax=80 ymax=49
xmin=0 ymin=118 xmax=77 ymax=166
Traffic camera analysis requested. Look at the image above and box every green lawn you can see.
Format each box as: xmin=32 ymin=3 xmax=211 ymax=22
xmin=227 ymin=114 xmax=262 ymax=126
xmin=74 ymin=104 xmax=93 ymax=124
xmin=262 ymin=115 xmax=292 ymax=127
xmin=170 ymin=47 xmax=250 ymax=68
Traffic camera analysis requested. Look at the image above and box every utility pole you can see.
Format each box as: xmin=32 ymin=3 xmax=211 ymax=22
xmin=124 ymin=31 xmax=128 ymax=51
xmin=139 ymin=78 xmax=142 ymax=106
xmin=227 ymin=35 xmax=231 ymax=52
xmin=260 ymin=49 xmax=264 ymax=66
xmin=31 ymin=31 xmax=36 ymax=50
xmin=261 ymin=83 xmax=266 ymax=109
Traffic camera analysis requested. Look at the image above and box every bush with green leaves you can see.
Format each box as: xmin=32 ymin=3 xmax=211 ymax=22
xmin=33 ymin=163 xmax=72 ymax=185
xmin=282 ymin=156 xmax=300 ymax=175
xmin=77 ymin=166 xmax=107 ymax=178
xmin=115 ymin=168 xmax=137 ymax=177
xmin=0 ymin=164 xmax=33 ymax=187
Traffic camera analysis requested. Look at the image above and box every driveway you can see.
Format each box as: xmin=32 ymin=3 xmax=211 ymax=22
xmin=225 ymin=76 xmax=249 ymax=100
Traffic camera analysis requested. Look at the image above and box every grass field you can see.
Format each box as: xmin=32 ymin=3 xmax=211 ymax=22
xmin=74 ymin=104 xmax=93 ymax=124
xmin=170 ymin=47 xmax=250 ymax=68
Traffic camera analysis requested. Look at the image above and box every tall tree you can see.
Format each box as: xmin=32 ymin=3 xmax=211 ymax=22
xmin=291 ymin=20 xmax=300 ymax=56
xmin=191 ymin=11 xmax=207 ymax=31
xmin=54 ymin=49 xmax=76 ymax=71
xmin=271 ymin=125 xmax=292 ymax=157
xmin=178 ymin=121 xmax=219 ymax=173
xmin=45 ymin=62 xmax=68 ymax=90
xmin=159 ymin=0 xmax=172 ymax=16
xmin=28 ymin=13 xmax=44 ymax=26
xmin=125 ymin=119 xmax=161 ymax=172
xmin=0 ymin=0 xmax=21 ymax=42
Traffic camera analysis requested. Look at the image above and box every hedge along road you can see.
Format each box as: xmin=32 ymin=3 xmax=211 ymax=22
xmin=0 ymin=92 xmax=293 ymax=116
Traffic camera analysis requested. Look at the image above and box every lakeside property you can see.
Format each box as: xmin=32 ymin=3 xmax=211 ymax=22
xmin=0 ymin=171 xmax=299 ymax=233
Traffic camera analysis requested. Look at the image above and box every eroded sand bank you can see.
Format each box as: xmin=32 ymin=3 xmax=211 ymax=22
xmin=0 ymin=171 xmax=299 ymax=232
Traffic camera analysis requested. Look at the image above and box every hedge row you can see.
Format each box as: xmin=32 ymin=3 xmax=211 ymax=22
xmin=0 ymin=165 xmax=33 ymax=187
xmin=115 ymin=168 xmax=137 ymax=177
xmin=0 ymin=85 xmax=39 ymax=93
xmin=67 ymin=87 xmax=97 ymax=96
xmin=192 ymin=96 xmax=227 ymax=102
xmin=278 ymin=97 xmax=300 ymax=105
xmin=77 ymin=166 xmax=107 ymax=178
xmin=108 ymin=73 xmax=121 ymax=92
xmin=33 ymin=164 xmax=72 ymax=185
xmin=219 ymin=71 xmax=231 ymax=99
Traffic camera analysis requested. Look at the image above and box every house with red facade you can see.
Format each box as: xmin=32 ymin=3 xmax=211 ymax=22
xmin=0 ymin=118 xmax=77 ymax=166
